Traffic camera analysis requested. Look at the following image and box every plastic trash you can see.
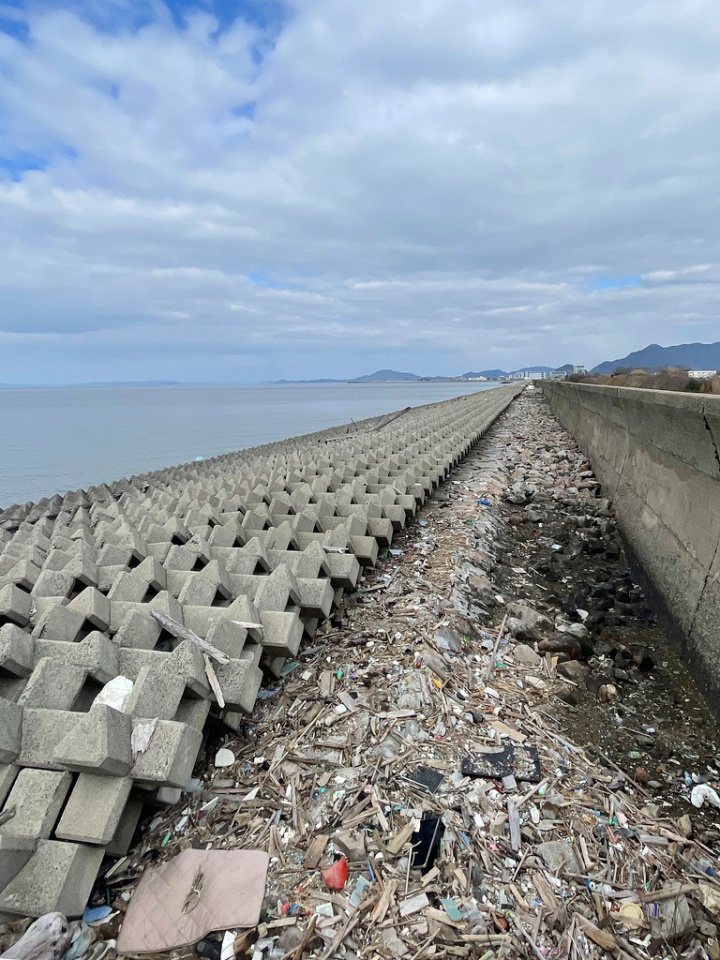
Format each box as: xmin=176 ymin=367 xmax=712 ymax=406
xmin=82 ymin=905 xmax=114 ymax=924
xmin=322 ymin=856 xmax=348 ymax=890
xmin=349 ymin=876 xmax=373 ymax=909
xmin=691 ymin=783 xmax=720 ymax=809
xmin=94 ymin=676 xmax=133 ymax=712
xmin=214 ymin=747 xmax=236 ymax=768
xmin=411 ymin=813 xmax=445 ymax=872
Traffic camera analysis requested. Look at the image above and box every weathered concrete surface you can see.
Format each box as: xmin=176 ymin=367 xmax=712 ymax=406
xmin=542 ymin=381 xmax=720 ymax=703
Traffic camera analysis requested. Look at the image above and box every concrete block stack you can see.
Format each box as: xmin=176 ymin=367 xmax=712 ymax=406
xmin=0 ymin=386 xmax=520 ymax=917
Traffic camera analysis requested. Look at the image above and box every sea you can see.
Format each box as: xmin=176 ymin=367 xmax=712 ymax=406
xmin=0 ymin=381 xmax=502 ymax=509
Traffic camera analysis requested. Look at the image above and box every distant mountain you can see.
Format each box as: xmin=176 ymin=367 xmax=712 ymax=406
xmin=351 ymin=369 xmax=425 ymax=382
xmin=593 ymin=342 xmax=720 ymax=375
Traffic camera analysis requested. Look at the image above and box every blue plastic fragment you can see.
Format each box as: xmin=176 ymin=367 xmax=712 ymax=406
xmin=82 ymin=906 xmax=113 ymax=924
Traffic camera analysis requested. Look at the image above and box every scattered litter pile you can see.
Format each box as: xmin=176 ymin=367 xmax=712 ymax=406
xmin=0 ymin=387 xmax=519 ymax=921
xmin=3 ymin=384 xmax=720 ymax=960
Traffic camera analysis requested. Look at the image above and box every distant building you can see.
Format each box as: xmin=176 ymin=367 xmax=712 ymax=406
xmin=689 ymin=370 xmax=717 ymax=380
xmin=549 ymin=364 xmax=586 ymax=380
xmin=510 ymin=370 xmax=547 ymax=380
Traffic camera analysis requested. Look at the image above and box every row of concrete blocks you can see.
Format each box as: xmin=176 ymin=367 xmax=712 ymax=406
xmin=0 ymin=389 xmax=513 ymax=526
xmin=0 ymin=388 xmax=521 ymax=918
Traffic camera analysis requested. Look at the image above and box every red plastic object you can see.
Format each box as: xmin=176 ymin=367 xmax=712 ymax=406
xmin=321 ymin=856 xmax=349 ymax=890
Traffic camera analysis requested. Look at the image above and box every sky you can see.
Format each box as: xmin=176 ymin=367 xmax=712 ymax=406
xmin=2 ymin=0 xmax=720 ymax=383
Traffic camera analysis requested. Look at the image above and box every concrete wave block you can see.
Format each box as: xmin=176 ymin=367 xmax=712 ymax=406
xmin=106 ymin=798 xmax=143 ymax=856
xmin=0 ymin=764 xmax=18 ymax=804
xmin=204 ymin=618 xmax=248 ymax=658
xmin=114 ymin=608 xmax=162 ymax=650
xmin=33 ymin=633 xmax=119 ymax=685
xmin=18 ymin=659 xmax=88 ymax=711
xmin=53 ymin=704 xmax=132 ymax=776
xmin=0 ymin=836 xmax=36 ymax=891
xmin=0 ymin=584 xmax=31 ymax=628
xmin=32 ymin=604 xmax=86 ymax=643
xmin=0 ymin=560 xmax=41 ymax=592
xmin=17 ymin=709 xmax=77 ymax=770
xmin=56 ymin=774 xmax=132 ymax=845
xmin=212 ymin=659 xmax=263 ymax=714
xmin=0 ymin=624 xmax=35 ymax=677
xmin=130 ymin=720 xmax=202 ymax=787
xmin=126 ymin=663 xmax=185 ymax=721
xmin=0 ymin=839 xmax=105 ymax=918
xmin=258 ymin=610 xmax=303 ymax=658
xmin=0 ymin=701 xmax=23 ymax=763
xmin=0 ymin=769 xmax=72 ymax=838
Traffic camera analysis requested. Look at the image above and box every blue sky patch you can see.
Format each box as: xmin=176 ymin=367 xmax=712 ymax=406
xmin=587 ymin=275 xmax=642 ymax=292
xmin=0 ymin=0 xmax=29 ymax=41
xmin=0 ymin=150 xmax=48 ymax=181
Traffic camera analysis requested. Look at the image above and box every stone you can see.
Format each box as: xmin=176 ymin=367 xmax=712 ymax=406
xmin=536 ymin=840 xmax=582 ymax=875
xmin=513 ymin=644 xmax=542 ymax=667
xmin=332 ymin=828 xmax=367 ymax=862
xmin=556 ymin=660 xmax=588 ymax=684
xmin=537 ymin=635 xmax=582 ymax=657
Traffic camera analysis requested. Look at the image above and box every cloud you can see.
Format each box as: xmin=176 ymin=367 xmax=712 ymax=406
xmin=2 ymin=0 xmax=720 ymax=382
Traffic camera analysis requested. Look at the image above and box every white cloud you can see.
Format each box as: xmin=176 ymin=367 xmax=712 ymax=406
xmin=2 ymin=0 xmax=720 ymax=381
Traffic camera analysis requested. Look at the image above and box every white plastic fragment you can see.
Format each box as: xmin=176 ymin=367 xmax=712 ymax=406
xmin=215 ymin=747 xmax=236 ymax=768
xmin=131 ymin=718 xmax=158 ymax=760
xmin=95 ymin=676 xmax=134 ymax=712
xmin=691 ymin=783 xmax=720 ymax=809
xmin=221 ymin=931 xmax=237 ymax=960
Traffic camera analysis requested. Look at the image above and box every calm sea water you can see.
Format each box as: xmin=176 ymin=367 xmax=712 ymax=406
xmin=0 ymin=381 xmax=501 ymax=508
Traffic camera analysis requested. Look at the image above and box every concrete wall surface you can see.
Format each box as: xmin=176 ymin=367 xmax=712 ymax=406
xmin=542 ymin=381 xmax=720 ymax=702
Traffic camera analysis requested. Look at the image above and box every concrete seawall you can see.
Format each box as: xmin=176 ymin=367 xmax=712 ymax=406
xmin=541 ymin=381 xmax=720 ymax=703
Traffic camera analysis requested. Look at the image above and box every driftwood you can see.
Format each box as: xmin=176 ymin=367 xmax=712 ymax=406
xmin=373 ymin=406 xmax=412 ymax=431
xmin=149 ymin=610 xmax=230 ymax=664
xmin=0 ymin=913 xmax=71 ymax=960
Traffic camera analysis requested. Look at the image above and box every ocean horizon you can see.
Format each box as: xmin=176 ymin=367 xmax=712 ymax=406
xmin=0 ymin=380 xmax=501 ymax=509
